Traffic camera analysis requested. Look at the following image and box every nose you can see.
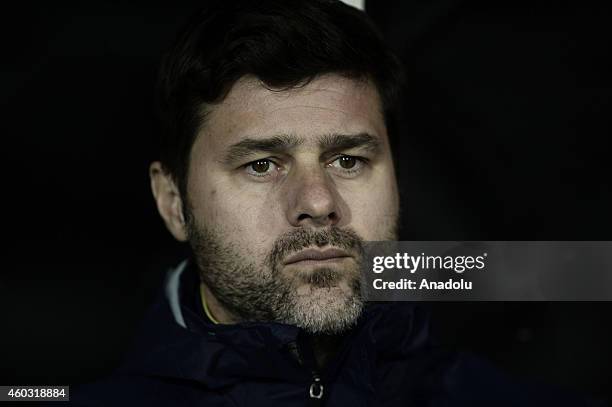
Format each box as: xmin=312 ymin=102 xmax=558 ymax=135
xmin=285 ymin=167 xmax=343 ymax=228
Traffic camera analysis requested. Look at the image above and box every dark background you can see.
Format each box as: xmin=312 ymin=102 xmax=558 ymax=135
xmin=2 ymin=0 xmax=611 ymax=402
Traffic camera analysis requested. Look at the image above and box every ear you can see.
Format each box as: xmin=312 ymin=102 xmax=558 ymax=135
xmin=149 ymin=161 xmax=188 ymax=242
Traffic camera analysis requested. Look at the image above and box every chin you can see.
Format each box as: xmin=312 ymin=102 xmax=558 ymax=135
xmin=285 ymin=286 xmax=365 ymax=334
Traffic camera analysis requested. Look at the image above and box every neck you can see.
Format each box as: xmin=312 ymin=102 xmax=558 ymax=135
xmin=199 ymin=281 xmax=240 ymax=324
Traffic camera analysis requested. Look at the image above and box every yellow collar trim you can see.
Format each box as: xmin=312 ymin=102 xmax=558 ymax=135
xmin=199 ymin=282 xmax=219 ymax=324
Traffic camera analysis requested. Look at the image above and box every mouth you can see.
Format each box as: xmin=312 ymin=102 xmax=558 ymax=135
xmin=283 ymin=247 xmax=353 ymax=266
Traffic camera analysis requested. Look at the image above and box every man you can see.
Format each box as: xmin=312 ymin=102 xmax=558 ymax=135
xmin=70 ymin=1 xmax=601 ymax=406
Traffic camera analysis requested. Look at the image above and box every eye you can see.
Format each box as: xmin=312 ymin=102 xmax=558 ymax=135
xmin=338 ymin=156 xmax=357 ymax=169
xmin=327 ymin=155 xmax=366 ymax=177
xmin=245 ymin=158 xmax=279 ymax=178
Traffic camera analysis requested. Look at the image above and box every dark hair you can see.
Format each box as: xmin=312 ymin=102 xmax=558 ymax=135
xmin=156 ymin=0 xmax=403 ymax=197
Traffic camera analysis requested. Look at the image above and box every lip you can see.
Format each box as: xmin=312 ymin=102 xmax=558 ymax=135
xmin=283 ymin=248 xmax=352 ymax=266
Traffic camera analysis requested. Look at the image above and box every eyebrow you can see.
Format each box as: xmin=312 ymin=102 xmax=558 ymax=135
xmin=222 ymin=135 xmax=304 ymax=164
xmin=318 ymin=133 xmax=381 ymax=153
xmin=221 ymin=132 xmax=381 ymax=165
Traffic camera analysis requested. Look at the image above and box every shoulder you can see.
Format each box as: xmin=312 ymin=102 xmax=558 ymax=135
xmin=374 ymin=348 xmax=604 ymax=406
xmin=66 ymin=375 xmax=151 ymax=407
xmin=433 ymin=351 xmax=605 ymax=406
xmin=63 ymin=374 xmax=234 ymax=407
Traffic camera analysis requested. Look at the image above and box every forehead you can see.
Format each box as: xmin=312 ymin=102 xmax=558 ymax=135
xmin=199 ymin=74 xmax=387 ymax=150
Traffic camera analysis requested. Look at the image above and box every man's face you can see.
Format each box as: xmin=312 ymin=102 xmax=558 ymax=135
xmin=183 ymin=74 xmax=399 ymax=333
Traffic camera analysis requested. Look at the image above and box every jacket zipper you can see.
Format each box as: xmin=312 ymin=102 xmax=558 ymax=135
xmin=287 ymin=339 xmax=325 ymax=405
xmin=308 ymin=370 xmax=324 ymax=402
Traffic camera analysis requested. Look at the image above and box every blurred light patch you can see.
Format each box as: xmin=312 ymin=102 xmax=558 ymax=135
xmin=340 ymin=0 xmax=364 ymax=11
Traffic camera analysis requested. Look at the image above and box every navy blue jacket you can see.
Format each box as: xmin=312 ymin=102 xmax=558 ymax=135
xmin=69 ymin=260 xmax=603 ymax=406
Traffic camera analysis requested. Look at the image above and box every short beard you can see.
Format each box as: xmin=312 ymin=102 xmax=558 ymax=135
xmin=185 ymin=215 xmax=367 ymax=334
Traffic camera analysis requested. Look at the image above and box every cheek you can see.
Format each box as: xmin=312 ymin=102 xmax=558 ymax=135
xmin=193 ymin=180 xmax=285 ymax=257
xmin=342 ymin=173 xmax=398 ymax=240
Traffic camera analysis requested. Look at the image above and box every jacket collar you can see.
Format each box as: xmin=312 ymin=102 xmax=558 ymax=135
xmin=118 ymin=259 xmax=430 ymax=389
